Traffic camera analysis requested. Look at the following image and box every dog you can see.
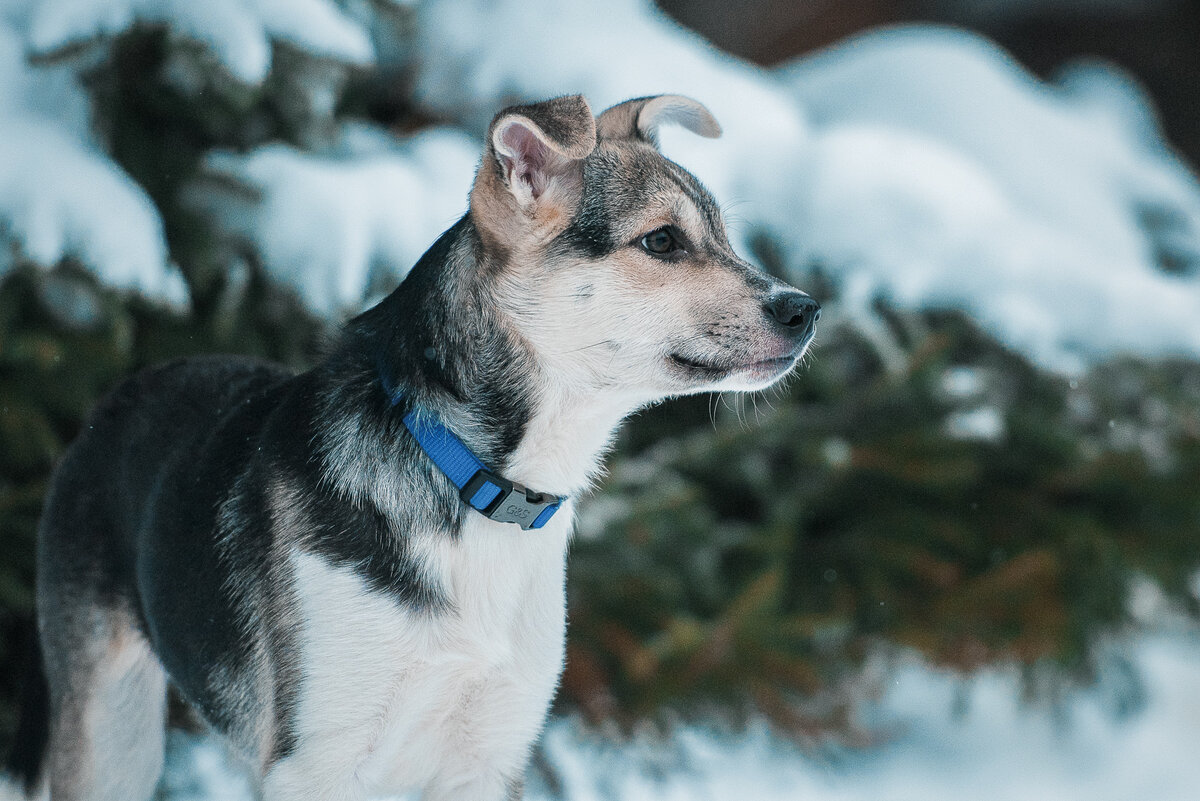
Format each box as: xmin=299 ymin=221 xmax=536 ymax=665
xmin=6 ymin=94 xmax=819 ymax=801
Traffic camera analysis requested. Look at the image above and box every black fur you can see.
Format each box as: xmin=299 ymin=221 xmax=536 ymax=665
xmin=348 ymin=217 xmax=535 ymax=465
xmin=4 ymin=630 xmax=49 ymax=793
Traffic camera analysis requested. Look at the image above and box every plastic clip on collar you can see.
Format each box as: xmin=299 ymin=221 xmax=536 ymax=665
xmin=389 ymin=392 xmax=562 ymax=530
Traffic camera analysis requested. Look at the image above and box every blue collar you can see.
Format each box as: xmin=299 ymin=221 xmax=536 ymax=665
xmin=386 ymin=388 xmax=562 ymax=530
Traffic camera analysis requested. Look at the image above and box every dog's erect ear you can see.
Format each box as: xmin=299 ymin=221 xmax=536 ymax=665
xmin=596 ymin=95 xmax=721 ymax=147
xmin=481 ymin=95 xmax=597 ymax=211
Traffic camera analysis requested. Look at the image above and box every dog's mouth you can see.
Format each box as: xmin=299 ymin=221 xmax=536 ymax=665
xmin=668 ymin=352 xmax=732 ymax=377
xmin=668 ymin=351 xmax=797 ymax=382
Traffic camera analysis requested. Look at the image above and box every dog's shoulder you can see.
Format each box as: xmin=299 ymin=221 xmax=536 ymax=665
xmin=80 ymin=354 xmax=292 ymax=447
xmin=117 ymin=353 xmax=292 ymax=412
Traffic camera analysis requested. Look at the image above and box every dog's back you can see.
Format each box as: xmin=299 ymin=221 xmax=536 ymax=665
xmin=44 ymin=355 xmax=290 ymax=561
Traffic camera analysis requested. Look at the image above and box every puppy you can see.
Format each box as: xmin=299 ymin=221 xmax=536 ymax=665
xmin=12 ymin=94 xmax=819 ymax=800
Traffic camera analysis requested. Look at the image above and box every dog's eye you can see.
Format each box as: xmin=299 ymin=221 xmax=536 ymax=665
xmin=640 ymin=227 xmax=680 ymax=256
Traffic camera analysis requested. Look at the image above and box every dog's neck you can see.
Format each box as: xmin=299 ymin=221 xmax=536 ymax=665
xmin=344 ymin=216 xmax=632 ymax=501
xmin=504 ymin=380 xmax=636 ymax=497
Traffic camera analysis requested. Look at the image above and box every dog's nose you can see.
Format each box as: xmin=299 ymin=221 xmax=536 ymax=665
xmin=763 ymin=292 xmax=821 ymax=339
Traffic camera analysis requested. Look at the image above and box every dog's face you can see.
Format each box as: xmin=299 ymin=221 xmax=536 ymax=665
xmin=469 ymin=95 xmax=818 ymax=404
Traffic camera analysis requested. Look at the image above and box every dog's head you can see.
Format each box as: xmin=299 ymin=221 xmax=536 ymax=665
xmin=468 ymin=94 xmax=819 ymax=404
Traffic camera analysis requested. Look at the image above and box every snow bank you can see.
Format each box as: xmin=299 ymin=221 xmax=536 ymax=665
xmin=0 ymin=12 xmax=182 ymax=304
xmin=24 ymin=0 xmax=373 ymax=85
xmin=0 ymin=118 xmax=182 ymax=301
xmin=781 ymin=26 xmax=1200 ymax=371
xmin=186 ymin=127 xmax=478 ymax=316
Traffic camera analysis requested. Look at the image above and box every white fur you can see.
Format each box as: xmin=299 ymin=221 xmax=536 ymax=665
xmin=265 ymin=507 xmax=572 ymax=801
xmin=512 ymin=381 xmax=639 ymax=497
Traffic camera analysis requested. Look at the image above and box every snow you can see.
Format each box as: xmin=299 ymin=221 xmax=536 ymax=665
xmin=185 ymin=126 xmax=479 ymax=316
xmin=142 ymin=630 xmax=1200 ymax=801
xmin=944 ymin=406 xmax=1006 ymax=442
xmin=0 ymin=3 xmax=90 ymax=135
xmin=0 ymin=10 xmax=183 ymax=304
xmin=781 ymin=26 xmax=1200 ymax=371
xmin=940 ymin=366 xmax=988 ymax=400
xmin=0 ymin=118 xmax=183 ymax=301
xmin=25 ymin=0 xmax=373 ymax=85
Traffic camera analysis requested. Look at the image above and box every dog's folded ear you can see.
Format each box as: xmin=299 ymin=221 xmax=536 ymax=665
xmin=477 ymin=95 xmax=597 ymax=214
xmin=596 ymin=95 xmax=721 ymax=147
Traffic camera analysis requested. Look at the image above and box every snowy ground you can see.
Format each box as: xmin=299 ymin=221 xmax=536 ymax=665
xmin=153 ymin=629 xmax=1200 ymax=801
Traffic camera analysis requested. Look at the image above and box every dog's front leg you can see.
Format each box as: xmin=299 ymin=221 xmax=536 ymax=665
xmin=260 ymin=759 xmax=367 ymax=801
xmin=420 ymin=769 xmax=524 ymax=801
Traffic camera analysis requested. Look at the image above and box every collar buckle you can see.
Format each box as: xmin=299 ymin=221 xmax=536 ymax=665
xmin=460 ymin=468 xmax=561 ymax=530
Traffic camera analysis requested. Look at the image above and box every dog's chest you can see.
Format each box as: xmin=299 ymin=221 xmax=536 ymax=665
xmin=286 ymin=517 xmax=570 ymax=794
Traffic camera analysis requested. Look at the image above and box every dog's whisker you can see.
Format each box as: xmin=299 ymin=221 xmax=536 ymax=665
xmin=552 ymin=339 xmax=618 ymax=356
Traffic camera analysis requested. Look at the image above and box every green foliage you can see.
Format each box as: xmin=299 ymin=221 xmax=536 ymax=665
xmin=562 ymin=310 xmax=1200 ymax=733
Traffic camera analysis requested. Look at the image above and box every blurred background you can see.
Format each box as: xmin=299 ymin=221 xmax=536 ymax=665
xmin=2 ymin=0 xmax=1200 ymax=798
